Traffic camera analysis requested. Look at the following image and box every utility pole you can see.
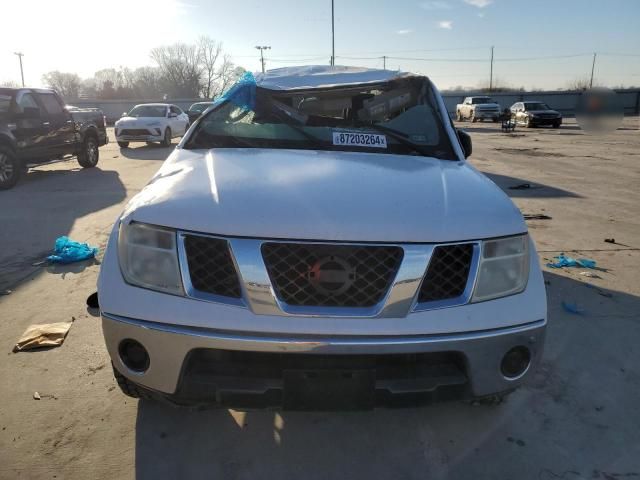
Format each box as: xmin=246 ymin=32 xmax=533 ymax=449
xmin=489 ymin=45 xmax=494 ymax=92
xmin=255 ymin=46 xmax=271 ymax=74
xmin=14 ymin=52 xmax=25 ymax=87
xmin=589 ymin=52 xmax=597 ymax=89
xmin=331 ymin=0 xmax=335 ymax=66
xmin=383 ymin=55 xmax=386 ymax=70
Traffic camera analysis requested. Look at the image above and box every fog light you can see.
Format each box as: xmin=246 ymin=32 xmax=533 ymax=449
xmin=501 ymin=346 xmax=531 ymax=379
xmin=118 ymin=339 xmax=150 ymax=373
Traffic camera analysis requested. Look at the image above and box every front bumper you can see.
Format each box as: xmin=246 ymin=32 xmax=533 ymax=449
xmin=530 ymin=116 xmax=562 ymax=126
xmin=103 ymin=312 xmax=545 ymax=407
xmin=474 ymin=110 xmax=500 ymax=119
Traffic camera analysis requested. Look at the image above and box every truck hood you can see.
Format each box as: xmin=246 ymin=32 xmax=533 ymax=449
xmin=122 ymin=148 xmax=525 ymax=242
xmin=116 ymin=116 xmax=163 ymax=127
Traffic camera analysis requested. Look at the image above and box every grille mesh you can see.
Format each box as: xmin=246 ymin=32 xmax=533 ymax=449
xmin=119 ymin=128 xmax=152 ymax=135
xmin=418 ymin=244 xmax=474 ymax=303
xmin=262 ymin=243 xmax=403 ymax=307
xmin=183 ymin=235 xmax=242 ymax=298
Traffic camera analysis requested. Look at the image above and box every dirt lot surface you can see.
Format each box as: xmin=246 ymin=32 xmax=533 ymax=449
xmin=1 ymin=119 xmax=639 ymax=479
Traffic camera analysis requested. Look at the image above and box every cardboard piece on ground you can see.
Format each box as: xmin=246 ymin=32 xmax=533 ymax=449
xmin=13 ymin=322 xmax=73 ymax=352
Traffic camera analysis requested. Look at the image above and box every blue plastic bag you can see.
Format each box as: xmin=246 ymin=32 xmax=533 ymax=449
xmin=47 ymin=236 xmax=98 ymax=264
xmin=546 ymin=253 xmax=596 ymax=269
xmin=217 ymin=71 xmax=256 ymax=112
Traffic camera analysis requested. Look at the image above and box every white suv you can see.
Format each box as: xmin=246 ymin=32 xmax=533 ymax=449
xmin=98 ymin=66 xmax=546 ymax=410
xmin=115 ymin=103 xmax=189 ymax=148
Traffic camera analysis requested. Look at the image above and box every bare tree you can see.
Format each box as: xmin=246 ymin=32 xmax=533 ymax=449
xmin=566 ymin=77 xmax=593 ymax=91
xmin=151 ymin=43 xmax=202 ymax=97
xmin=0 ymin=79 xmax=20 ymax=88
xmin=41 ymin=71 xmax=82 ymax=99
xmin=198 ymin=36 xmax=223 ymax=98
xmin=215 ymin=61 xmax=245 ymax=99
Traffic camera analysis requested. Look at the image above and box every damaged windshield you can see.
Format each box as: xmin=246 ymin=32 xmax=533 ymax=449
xmin=184 ymin=76 xmax=457 ymax=160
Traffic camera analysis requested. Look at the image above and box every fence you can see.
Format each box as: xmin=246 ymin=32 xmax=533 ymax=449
xmin=72 ymin=89 xmax=640 ymax=123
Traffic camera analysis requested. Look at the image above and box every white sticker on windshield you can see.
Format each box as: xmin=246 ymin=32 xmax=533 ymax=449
xmin=332 ymin=131 xmax=387 ymax=148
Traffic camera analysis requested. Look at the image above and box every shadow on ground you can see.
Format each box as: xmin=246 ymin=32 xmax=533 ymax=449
xmin=0 ymin=168 xmax=126 ymax=290
xmin=133 ymin=271 xmax=640 ymax=479
xmin=481 ymin=171 xmax=582 ymax=198
xmin=120 ymin=144 xmax=176 ymax=161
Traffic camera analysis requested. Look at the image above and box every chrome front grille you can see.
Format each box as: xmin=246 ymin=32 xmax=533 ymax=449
xmin=179 ymin=232 xmax=479 ymax=316
xmin=261 ymin=243 xmax=403 ymax=307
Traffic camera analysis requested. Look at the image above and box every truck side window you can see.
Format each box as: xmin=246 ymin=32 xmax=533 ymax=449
xmin=15 ymin=92 xmax=40 ymax=113
xmin=39 ymin=93 xmax=64 ymax=115
xmin=0 ymin=94 xmax=11 ymax=113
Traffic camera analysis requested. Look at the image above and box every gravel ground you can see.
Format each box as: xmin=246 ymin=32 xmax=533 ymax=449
xmin=1 ymin=118 xmax=639 ymax=479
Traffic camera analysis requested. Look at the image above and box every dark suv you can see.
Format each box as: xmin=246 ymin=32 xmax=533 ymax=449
xmin=0 ymin=88 xmax=109 ymax=190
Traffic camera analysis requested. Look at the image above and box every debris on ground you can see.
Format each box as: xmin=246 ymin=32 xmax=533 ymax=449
xmin=585 ymin=284 xmax=614 ymax=298
xmin=46 ymin=236 xmax=98 ymax=264
xmin=33 ymin=392 xmax=40 ymax=400
xmin=547 ymin=254 xmax=596 ymax=269
xmin=524 ymin=213 xmax=553 ymax=220
xmin=509 ymin=183 xmax=541 ymax=190
xmin=562 ymin=301 xmax=584 ymax=315
xmin=580 ymin=271 xmax=601 ymax=278
xmin=13 ymin=321 xmax=74 ymax=352
xmin=604 ymin=238 xmax=616 ymax=244
xmin=86 ymin=292 xmax=99 ymax=309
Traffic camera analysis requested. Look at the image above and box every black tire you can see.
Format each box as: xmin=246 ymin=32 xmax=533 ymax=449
xmin=471 ymin=111 xmax=477 ymax=123
xmin=492 ymin=117 xmax=499 ymax=123
xmin=525 ymin=116 xmax=534 ymax=128
xmin=77 ymin=134 xmax=99 ymax=168
xmin=162 ymin=128 xmax=172 ymax=147
xmin=112 ymin=364 xmax=152 ymax=400
xmin=117 ymin=141 xmax=129 ymax=148
xmin=456 ymin=110 xmax=463 ymax=122
xmin=552 ymin=121 xmax=561 ymax=128
xmin=0 ymin=146 xmax=22 ymax=190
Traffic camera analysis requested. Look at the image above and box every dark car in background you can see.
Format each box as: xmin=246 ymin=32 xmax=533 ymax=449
xmin=0 ymin=88 xmax=108 ymax=190
xmin=510 ymin=101 xmax=562 ymax=128
xmin=187 ymin=101 xmax=215 ymax=123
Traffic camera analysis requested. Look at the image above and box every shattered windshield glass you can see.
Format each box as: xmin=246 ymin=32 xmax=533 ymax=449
xmin=185 ymin=76 xmax=457 ymax=160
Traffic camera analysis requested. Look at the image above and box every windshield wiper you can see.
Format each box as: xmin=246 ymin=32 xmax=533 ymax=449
xmin=355 ymin=123 xmax=432 ymax=157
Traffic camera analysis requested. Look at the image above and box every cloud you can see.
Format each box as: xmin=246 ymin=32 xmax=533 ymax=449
xmin=420 ymin=1 xmax=451 ymax=9
xmin=478 ymin=12 xmax=485 ymax=17
xmin=396 ymin=29 xmax=413 ymax=35
xmin=437 ymin=20 xmax=453 ymax=29
xmin=464 ymin=0 xmax=492 ymax=7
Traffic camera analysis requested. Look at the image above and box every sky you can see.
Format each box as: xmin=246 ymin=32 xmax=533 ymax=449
xmin=1 ymin=0 xmax=639 ymax=91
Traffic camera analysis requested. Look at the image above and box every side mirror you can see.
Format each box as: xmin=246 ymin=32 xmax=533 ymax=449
xmin=457 ymin=129 xmax=472 ymax=159
xmin=22 ymin=107 xmax=41 ymax=119
xmin=121 ymin=112 xmax=127 ymax=117
xmin=168 ymin=112 xmax=178 ymax=118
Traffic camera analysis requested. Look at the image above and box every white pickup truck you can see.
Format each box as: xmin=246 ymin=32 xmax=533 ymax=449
xmin=456 ymin=96 xmax=502 ymax=122
xmin=98 ymin=66 xmax=546 ymax=410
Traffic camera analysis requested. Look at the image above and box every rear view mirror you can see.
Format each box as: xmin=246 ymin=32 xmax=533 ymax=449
xmin=457 ymin=129 xmax=472 ymax=159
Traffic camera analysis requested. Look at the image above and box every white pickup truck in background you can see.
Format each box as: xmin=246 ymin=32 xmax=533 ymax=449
xmin=456 ymin=96 xmax=502 ymax=122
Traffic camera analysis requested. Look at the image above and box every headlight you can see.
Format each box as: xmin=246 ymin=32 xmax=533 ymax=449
xmin=118 ymin=222 xmax=183 ymax=295
xmin=472 ymin=234 xmax=529 ymax=302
